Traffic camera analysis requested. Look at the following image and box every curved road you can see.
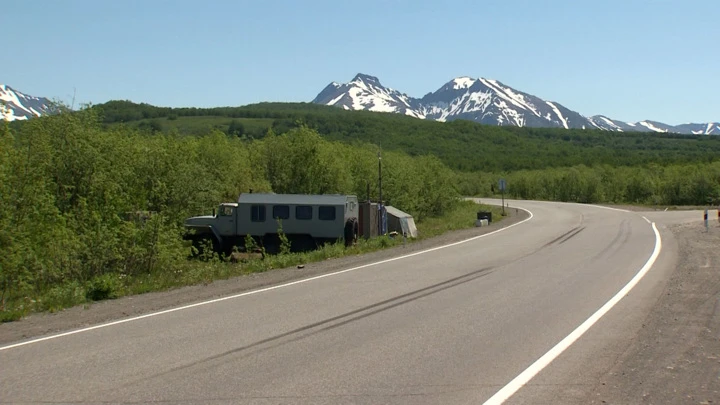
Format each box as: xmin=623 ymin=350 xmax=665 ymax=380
xmin=0 ymin=200 xmax=702 ymax=404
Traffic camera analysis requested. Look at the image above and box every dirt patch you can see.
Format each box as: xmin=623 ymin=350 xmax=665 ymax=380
xmin=0 ymin=207 xmax=529 ymax=346
xmin=587 ymin=222 xmax=720 ymax=404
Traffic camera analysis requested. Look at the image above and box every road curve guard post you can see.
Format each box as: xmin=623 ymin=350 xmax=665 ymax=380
xmin=704 ymin=209 xmax=709 ymax=232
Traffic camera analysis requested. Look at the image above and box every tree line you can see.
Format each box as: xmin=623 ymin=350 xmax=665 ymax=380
xmin=90 ymin=100 xmax=720 ymax=173
xmin=500 ymin=163 xmax=720 ymax=206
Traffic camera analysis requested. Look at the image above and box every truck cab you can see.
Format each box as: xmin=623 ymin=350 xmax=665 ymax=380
xmin=184 ymin=203 xmax=239 ymax=253
xmin=214 ymin=203 xmax=238 ymax=236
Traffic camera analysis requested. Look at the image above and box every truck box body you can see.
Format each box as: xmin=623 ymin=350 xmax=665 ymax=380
xmin=235 ymin=193 xmax=359 ymax=239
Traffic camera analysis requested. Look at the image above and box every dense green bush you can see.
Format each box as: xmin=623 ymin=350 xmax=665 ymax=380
xmin=493 ymin=163 xmax=720 ymax=206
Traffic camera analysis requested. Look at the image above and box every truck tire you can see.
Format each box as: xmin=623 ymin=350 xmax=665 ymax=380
xmin=344 ymin=217 xmax=359 ymax=247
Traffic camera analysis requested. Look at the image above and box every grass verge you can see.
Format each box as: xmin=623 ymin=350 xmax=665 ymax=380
xmin=1 ymin=200 xmax=504 ymax=322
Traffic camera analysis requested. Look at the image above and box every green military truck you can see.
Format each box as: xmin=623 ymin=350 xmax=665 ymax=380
xmin=184 ymin=193 xmax=360 ymax=255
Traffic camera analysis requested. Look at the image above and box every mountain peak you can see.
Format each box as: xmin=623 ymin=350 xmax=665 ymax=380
xmin=312 ymin=73 xmax=718 ymax=135
xmin=450 ymin=76 xmax=477 ymax=90
xmin=351 ymin=73 xmax=382 ymax=85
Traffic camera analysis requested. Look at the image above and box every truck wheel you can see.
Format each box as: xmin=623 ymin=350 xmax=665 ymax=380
xmin=344 ymin=218 xmax=359 ymax=247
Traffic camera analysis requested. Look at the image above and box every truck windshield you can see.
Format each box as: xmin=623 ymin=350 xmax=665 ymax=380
xmin=220 ymin=206 xmax=234 ymax=216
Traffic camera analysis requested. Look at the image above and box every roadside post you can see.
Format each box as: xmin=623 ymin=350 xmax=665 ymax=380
xmin=704 ymin=209 xmax=709 ymax=232
xmin=499 ymin=179 xmax=506 ymax=216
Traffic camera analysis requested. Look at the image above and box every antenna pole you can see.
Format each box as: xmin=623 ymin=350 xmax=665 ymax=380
xmin=378 ymin=150 xmax=382 ymax=204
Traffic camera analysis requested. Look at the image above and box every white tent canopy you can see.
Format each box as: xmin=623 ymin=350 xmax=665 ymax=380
xmin=384 ymin=205 xmax=418 ymax=238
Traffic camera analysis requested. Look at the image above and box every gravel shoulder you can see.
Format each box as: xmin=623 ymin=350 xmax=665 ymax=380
xmin=0 ymin=207 xmax=529 ymax=346
xmin=586 ymin=221 xmax=720 ymax=404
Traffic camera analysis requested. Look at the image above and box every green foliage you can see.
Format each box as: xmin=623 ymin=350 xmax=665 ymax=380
xmin=276 ymin=219 xmax=291 ymax=255
xmin=88 ymin=100 xmax=720 ymax=173
xmin=138 ymin=119 xmax=163 ymax=133
xmin=227 ymin=119 xmax=245 ymax=137
xmin=0 ymin=308 xmax=23 ymax=323
xmin=85 ymin=274 xmax=122 ymax=301
xmin=256 ymin=126 xmax=345 ymax=194
xmin=244 ymin=234 xmax=258 ymax=252
xmin=417 ymin=200 xmax=504 ymax=239
xmin=498 ymin=163 xmax=720 ymax=206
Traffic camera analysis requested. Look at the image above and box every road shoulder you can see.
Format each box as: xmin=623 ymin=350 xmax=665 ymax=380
xmin=584 ymin=221 xmax=720 ymax=404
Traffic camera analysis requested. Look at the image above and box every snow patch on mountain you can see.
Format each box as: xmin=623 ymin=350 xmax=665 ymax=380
xmin=1 ymin=84 xmax=55 ymax=121
xmin=597 ymin=116 xmax=623 ymax=131
xmin=452 ymin=77 xmax=476 ymax=89
xmin=639 ymin=121 xmax=669 ymax=133
xmin=327 ymin=93 xmax=345 ymax=106
xmin=546 ymin=101 xmax=568 ymax=129
xmin=480 ymin=78 xmax=539 ymax=117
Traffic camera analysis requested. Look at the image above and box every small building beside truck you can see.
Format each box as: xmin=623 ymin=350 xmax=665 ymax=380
xmin=184 ymin=193 xmax=360 ymax=255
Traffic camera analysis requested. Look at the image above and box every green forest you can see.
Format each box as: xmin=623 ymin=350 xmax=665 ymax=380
xmin=86 ymin=99 xmax=720 ymax=205
xmin=90 ymin=100 xmax=720 ymax=173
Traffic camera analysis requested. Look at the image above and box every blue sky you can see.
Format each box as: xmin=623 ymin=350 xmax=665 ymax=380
xmin=4 ymin=0 xmax=718 ymax=124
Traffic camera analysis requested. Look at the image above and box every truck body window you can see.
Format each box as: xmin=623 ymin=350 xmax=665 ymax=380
xmin=296 ymin=205 xmax=312 ymax=220
xmin=273 ymin=205 xmax=290 ymax=220
xmin=318 ymin=206 xmax=336 ymax=221
xmin=221 ymin=206 xmax=234 ymax=216
xmin=251 ymin=205 xmax=266 ymax=222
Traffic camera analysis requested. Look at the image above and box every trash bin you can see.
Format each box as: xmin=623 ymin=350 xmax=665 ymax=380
xmin=477 ymin=211 xmax=492 ymax=223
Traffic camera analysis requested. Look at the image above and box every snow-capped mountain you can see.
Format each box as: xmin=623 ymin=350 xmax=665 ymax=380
xmin=312 ymin=74 xmax=718 ymax=135
xmin=675 ymin=122 xmax=720 ymax=135
xmin=1 ymin=84 xmax=55 ymax=121
xmin=313 ymin=74 xmax=425 ymax=119
xmin=417 ymin=76 xmax=589 ymax=129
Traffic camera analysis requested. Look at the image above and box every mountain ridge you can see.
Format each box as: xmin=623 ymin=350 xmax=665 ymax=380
xmin=312 ymin=73 xmax=719 ymax=135
xmin=1 ymin=84 xmax=55 ymax=121
xmin=4 ymin=77 xmax=718 ymax=136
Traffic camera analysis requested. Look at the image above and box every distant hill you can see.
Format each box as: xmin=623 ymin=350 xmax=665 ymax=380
xmin=312 ymin=73 xmax=720 ymax=135
xmin=83 ymin=100 xmax=720 ymax=173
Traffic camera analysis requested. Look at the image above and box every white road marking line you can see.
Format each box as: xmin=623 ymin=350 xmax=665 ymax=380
xmin=477 ymin=199 xmax=631 ymax=214
xmin=0 ymin=207 xmax=535 ymax=352
xmin=642 ymin=216 xmax=651 ymax=224
xmin=482 ymin=221 xmax=662 ymax=405
xmin=580 ymin=203 xmax=631 ymax=213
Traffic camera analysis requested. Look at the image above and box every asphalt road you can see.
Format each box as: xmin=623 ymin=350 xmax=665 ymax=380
xmin=0 ymin=200 xmax=703 ymax=404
